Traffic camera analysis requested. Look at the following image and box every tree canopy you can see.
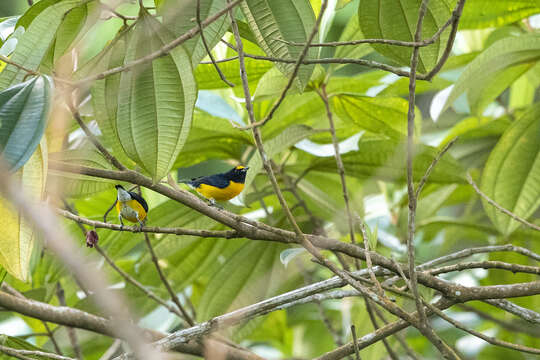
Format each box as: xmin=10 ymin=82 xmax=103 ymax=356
xmin=0 ymin=0 xmax=538 ymax=359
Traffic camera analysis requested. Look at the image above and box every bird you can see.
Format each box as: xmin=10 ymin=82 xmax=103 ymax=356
xmin=115 ymin=184 xmax=148 ymax=229
xmin=182 ymin=165 xmax=249 ymax=206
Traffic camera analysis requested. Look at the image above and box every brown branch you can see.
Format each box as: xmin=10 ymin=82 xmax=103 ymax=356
xmin=317 ymin=85 xmax=360 ymax=270
xmin=0 ymin=345 xmax=73 ymax=360
xmin=406 ymin=0 xmax=429 ymax=327
xmin=427 ymin=260 xmax=540 ymax=276
xmin=196 ymin=0 xmax=234 ymax=87
xmin=56 ymin=283 xmax=82 ymax=360
xmin=143 ymin=232 xmax=195 ymax=325
xmin=484 ymin=299 xmax=540 ymax=324
xmin=58 ymin=208 xmax=240 ymax=238
xmin=350 ymin=325 xmax=362 ymax=360
xmin=466 ymin=173 xmax=540 ymax=232
xmin=423 ymin=0 xmax=467 ymax=80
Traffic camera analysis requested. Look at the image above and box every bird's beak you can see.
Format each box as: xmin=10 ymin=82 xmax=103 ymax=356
xmin=243 ymin=167 xmax=249 ymax=171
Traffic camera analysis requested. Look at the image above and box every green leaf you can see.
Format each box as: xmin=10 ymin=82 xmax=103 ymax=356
xmin=333 ymin=11 xmax=372 ymax=63
xmin=0 ymin=334 xmax=54 ymax=360
xmin=0 ymin=0 xmax=81 ymax=89
xmin=196 ymin=57 xmax=273 ymax=89
xmin=440 ymin=116 xmax=511 ymax=146
xmin=240 ymin=0 xmax=316 ymax=90
xmin=444 ymin=34 xmax=540 ymax=115
xmin=358 ymin=0 xmax=453 ymax=73
xmin=116 ymin=13 xmax=197 ymax=181
xmin=159 ymin=0 xmax=231 ymax=66
xmin=460 ymin=0 xmax=540 ymax=29
xmin=16 ymin=0 xmax=61 ymax=31
xmin=480 ymin=104 xmax=540 ymax=235
xmin=306 ymin=138 xmax=465 ymax=184
xmin=198 ymin=242 xmax=287 ymax=321
xmin=332 ymin=94 xmax=419 ymax=140
xmin=0 ymin=141 xmax=46 ymax=282
xmin=0 ymin=75 xmax=52 ymax=171
xmin=52 ymin=3 xmax=88 ymax=64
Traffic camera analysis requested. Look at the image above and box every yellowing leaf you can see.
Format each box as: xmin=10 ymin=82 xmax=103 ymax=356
xmin=0 ymin=140 xmax=46 ymax=281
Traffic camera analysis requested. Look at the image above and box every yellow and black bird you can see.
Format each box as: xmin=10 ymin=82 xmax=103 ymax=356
xmin=115 ymin=185 xmax=148 ymax=229
xmin=183 ymin=165 xmax=249 ymax=206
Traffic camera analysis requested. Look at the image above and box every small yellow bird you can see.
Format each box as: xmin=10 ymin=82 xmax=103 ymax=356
xmin=183 ymin=165 xmax=249 ymax=206
xmin=115 ymin=185 xmax=148 ymax=229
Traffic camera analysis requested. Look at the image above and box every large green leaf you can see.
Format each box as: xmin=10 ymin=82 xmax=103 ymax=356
xmin=460 ymin=0 xmax=540 ymax=29
xmin=480 ymin=104 xmax=540 ymax=235
xmin=333 ymin=10 xmax=372 ymax=63
xmin=159 ymin=0 xmax=230 ymax=67
xmin=0 ymin=76 xmax=52 ymax=171
xmin=444 ymin=34 xmax=540 ymax=115
xmin=116 ymin=13 xmax=197 ymax=181
xmin=198 ymin=241 xmax=287 ymax=321
xmin=0 ymin=0 xmax=81 ymax=88
xmin=332 ymin=94 xmax=420 ymax=140
xmin=358 ymin=0 xmax=453 ymax=73
xmin=0 ymin=141 xmax=46 ymax=281
xmin=306 ymin=138 xmax=465 ymax=184
xmin=241 ymin=0 xmax=316 ymax=90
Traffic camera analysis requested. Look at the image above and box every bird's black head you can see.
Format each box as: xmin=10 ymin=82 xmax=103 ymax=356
xmin=115 ymin=184 xmax=125 ymax=190
xmin=226 ymin=165 xmax=249 ymax=183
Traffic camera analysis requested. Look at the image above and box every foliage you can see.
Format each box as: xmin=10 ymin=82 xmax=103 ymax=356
xmin=0 ymin=0 xmax=538 ymax=359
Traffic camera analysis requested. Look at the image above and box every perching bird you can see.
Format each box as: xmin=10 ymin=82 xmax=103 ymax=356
xmin=183 ymin=165 xmax=249 ymax=206
xmin=115 ymin=185 xmax=148 ymax=229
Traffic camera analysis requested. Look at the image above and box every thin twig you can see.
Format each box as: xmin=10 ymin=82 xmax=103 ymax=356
xmin=424 ymin=0 xmax=467 ymax=80
xmin=196 ymin=0 xmax=234 ymax=87
xmin=416 ymin=137 xmax=458 ymax=199
xmin=364 ymin=301 xmax=398 ymax=360
xmin=68 ymin=105 xmax=126 ymax=171
xmin=94 ymin=244 xmax=186 ymax=319
xmin=484 ymin=299 xmax=540 ymax=324
xmin=406 ymin=0 xmax=429 ymax=325
xmin=43 ymin=322 xmax=63 ymax=356
xmin=143 ymin=233 xmax=195 ymax=325
xmin=350 ymin=325 xmax=361 ymax=360
xmin=233 ymin=1 xmax=328 ymax=130
xmin=59 ymin=208 xmax=240 ymax=238
xmin=318 ymin=85 xmax=360 ymax=269
xmin=466 ymin=173 xmax=540 ymax=232
xmin=0 ymin=345 xmax=74 ymax=360
xmin=56 ymin=283 xmax=82 ymax=360
xmin=425 ymin=301 xmax=540 ymax=355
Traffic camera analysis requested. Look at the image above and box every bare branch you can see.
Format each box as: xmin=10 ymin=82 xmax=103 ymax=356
xmin=466 ymin=173 xmax=540 ymax=232
xmin=0 ymin=346 xmax=74 ymax=360
xmin=196 ymin=0 xmax=234 ymax=87
xmin=56 ymin=283 xmax=82 ymax=359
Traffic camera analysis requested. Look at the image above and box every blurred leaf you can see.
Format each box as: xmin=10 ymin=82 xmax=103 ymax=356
xmin=198 ymin=242 xmax=287 ymax=321
xmin=333 ymin=12 xmax=372 ymax=63
xmin=358 ymin=0 xmax=453 ymax=73
xmin=241 ymin=0 xmax=316 ymax=90
xmin=480 ymin=103 xmax=540 ymax=235
xmin=160 ymin=0 xmax=230 ymax=66
xmin=444 ymin=34 xmax=540 ymax=115
xmin=460 ymin=0 xmax=540 ymax=29
xmin=116 ymin=13 xmax=197 ymax=181
xmin=440 ymin=116 xmax=511 ymax=146
xmin=0 ymin=75 xmax=52 ymax=171
xmin=243 ymin=125 xmax=321 ymax=201
xmin=332 ymin=94 xmax=420 ymax=140
xmin=280 ymin=247 xmax=306 ymax=267
xmin=0 ymin=141 xmax=46 ymax=281
xmin=306 ymin=138 xmax=465 ymax=184
xmin=0 ymin=0 xmax=80 ymax=88
xmin=48 ymin=148 xmax=116 ymax=197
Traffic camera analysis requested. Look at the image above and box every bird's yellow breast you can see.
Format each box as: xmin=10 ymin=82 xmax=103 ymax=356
xmin=116 ymin=199 xmax=147 ymax=223
xmin=196 ymin=181 xmax=244 ymax=201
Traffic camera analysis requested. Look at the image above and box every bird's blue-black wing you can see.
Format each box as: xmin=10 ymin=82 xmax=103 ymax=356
xmin=127 ymin=191 xmax=149 ymax=212
xmin=188 ymin=174 xmax=229 ymax=189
